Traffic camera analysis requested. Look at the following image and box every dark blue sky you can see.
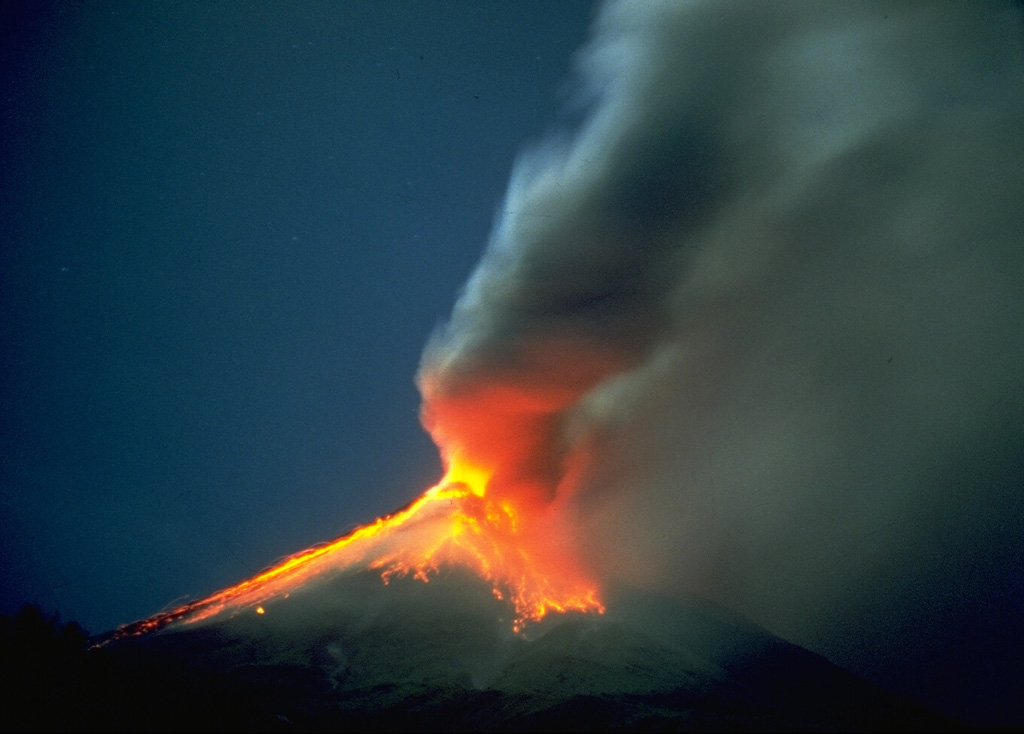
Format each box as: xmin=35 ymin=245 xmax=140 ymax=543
xmin=0 ymin=0 xmax=597 ymax=635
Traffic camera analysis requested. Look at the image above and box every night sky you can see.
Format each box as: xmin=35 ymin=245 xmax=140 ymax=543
xmin=0 ymin=0 xmax=598 ymax=634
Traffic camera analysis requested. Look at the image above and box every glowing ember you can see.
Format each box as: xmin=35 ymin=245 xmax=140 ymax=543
xmin=104 ymin=457 xmax=603 ymax=642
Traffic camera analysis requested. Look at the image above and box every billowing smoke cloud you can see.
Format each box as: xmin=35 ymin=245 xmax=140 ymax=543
xmin=417 ymin=0 xmax=1024 ymax=722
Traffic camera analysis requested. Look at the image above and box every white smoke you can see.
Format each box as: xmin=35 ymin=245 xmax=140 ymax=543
xmin=418 ymin=0 xmax=1024 ymax=723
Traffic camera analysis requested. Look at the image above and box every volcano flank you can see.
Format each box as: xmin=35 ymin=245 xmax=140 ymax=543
xmin=14 ymin=570 xmax=956 ymax=732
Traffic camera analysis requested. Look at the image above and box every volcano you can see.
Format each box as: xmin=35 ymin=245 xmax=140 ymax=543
xmin=3 ymin=0 xmax=1020 ymax=729
xmin=15 ymin=570 xmax=949 ymax=732
xmin=47 ymin=466 xmax=956 ymax=732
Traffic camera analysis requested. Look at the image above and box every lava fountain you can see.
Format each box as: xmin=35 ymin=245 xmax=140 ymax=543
xmin=104 ymin=451 xmax=604 ymax=642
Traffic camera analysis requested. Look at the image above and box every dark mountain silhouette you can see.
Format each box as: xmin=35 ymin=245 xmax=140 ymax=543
xmin=2 ymin=569 xmax=964 ymax=732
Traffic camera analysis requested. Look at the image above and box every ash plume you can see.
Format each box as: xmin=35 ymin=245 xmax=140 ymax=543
xmin=417 ymin=0 xmax=1024 ymax=721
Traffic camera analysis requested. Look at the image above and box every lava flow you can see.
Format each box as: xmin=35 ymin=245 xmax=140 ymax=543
xmin=104 ymin=456 xmax=604 ymax=642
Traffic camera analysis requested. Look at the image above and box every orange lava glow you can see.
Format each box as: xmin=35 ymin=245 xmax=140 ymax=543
xmin=104 ymin=457 xmax=604 ymax=642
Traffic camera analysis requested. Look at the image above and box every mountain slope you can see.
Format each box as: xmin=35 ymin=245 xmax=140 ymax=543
xmin=47 ymin=568 xmax=962 ymax=732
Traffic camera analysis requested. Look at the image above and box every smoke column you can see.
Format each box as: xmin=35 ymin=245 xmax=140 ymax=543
xmin=417 ymin=0 xmax=1024 ymax=723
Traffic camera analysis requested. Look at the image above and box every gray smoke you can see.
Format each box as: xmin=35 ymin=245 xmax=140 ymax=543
xmin=418 ymin=1 xmax=1024 ymax=723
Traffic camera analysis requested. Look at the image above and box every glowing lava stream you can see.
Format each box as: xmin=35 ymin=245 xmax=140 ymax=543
xmin=106 ymin=458 xmax=604 ymax=641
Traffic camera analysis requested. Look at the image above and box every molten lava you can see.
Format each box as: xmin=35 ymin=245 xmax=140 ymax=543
xmin=106 ymin=457 xmax=604 ymax=641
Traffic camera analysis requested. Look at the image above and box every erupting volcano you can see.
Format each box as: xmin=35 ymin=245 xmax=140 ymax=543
xmin=5 ymin=0 xmax=1022 ymax=730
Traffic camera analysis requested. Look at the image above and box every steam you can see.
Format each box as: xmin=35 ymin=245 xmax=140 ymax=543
xmin=417 ymin=0 xmax=1024 ymax=719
